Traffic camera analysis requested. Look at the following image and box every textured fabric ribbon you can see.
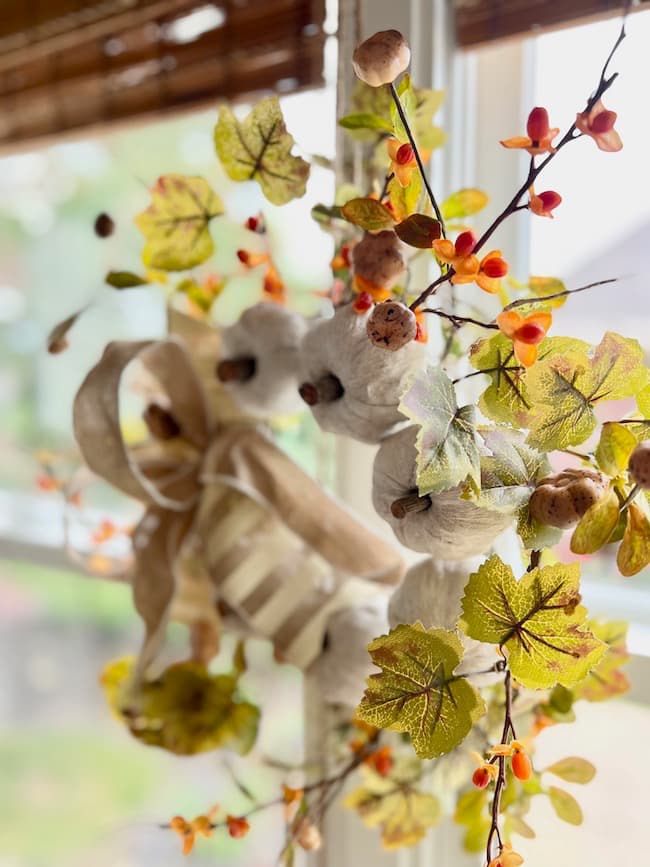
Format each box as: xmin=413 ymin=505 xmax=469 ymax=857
xmin=73 ymin=314 xmax=404 ymax=679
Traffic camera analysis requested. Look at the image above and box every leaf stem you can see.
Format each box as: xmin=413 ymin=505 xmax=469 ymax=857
xmin=620 ymin=483 xmax=640 ymax=512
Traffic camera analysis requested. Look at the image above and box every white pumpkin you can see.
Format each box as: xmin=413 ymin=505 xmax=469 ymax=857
xmin=217 ymin=302 xmax=308 ymax=418
xmin=299 ymin=303 xmax=424 ymax=443
xmin=373 ymin=425 xmax=512 ymax=557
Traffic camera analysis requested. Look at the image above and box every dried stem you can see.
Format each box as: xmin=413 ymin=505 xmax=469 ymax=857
xmin=409 ymin=17 xmax=627 ymax=312
xmin=422 ymin=307 xmax=499 ymax=331
xmin=388 ymin=82 xmax=446 ymax=232
xmin=485 ymin=668 xmax=516 ymax=865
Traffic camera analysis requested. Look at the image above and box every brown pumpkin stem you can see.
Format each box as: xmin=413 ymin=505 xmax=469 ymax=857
xmin=390 ymin=492 xmax=432 ymax=519
xmin=143 ymin=403 xmax=181 ymax=440
xmin=299 ymin=374 xmax=344 ymax=406
xmin=216 ymin=356 xmax=256 ymax=383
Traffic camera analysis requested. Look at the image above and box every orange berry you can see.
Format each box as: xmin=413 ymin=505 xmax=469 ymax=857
xmin=353 ymin=291 xmax=374 ymax=313
xmin=482 ymin=256 xmax=508 ymax=278
xmin=472 ymin=766 xmax=491 ymax=789
xmin=515 ymin=321 xmax=546 ymax=345
xmin=511 ymin=750 xmax=532 ymax=781
xmin=455 ymin=230 xmax=476 ymax=257
xmin=226 ymin=815 xmax=250 ymax=839
xmin=396 ymin=142 xmax=415 ymax=165
xmin=367 ymin=746 xmax=393 ymax=776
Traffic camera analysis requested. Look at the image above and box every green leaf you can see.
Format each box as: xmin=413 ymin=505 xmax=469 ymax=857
xmin=469 ymin=335 xmax=588 ymax=429
xmin=387 ymin=172 xmax=422 ymax=221
xmin=507 ymin=814 xmax=536 ymax=839
xmin=341 ymin=197 xmax=396 ymax=231
xmin=105 ymin=270 xmax=149 ymax=289
xmin=570 ymin=488 xmax=620 ymax=555
xmin=356 ymin=623 xmax=486 ymax=759
xmin=135 ymin=174 xmax=224 ymax=271
xmin=527 ymin=276 xmax=568 ymax=309
xmin=454 ymin=790 xmax=491 ymax=853
xmin=100 ymin=657 xmax=259 ymax=756
xmin=459 ymin=556 xmax=606 ymax=690
xmin=400 ymin=366 xmax=481 ymax=496
xmin=572 ymin=619 xmax=630 ymax=701
xmin=526 ymin=333 xmax=648 ymax=452
xmin=214 ymin=96 xmax=310 ymax=205
xmin=338 ymin=112 xmax=393 ymax=132
xmin=617 ymin=502 xmax=650 ymax=576
xmin=545 ymin=757 xmax=596 ymax=784
xmin=441 ymin=189 xmax=488 ymax=221
xmin=344 ymin=761 xmax=441 ymax=849
xmin=548 ymin=786 xmax=583 ymax=825
xmin=595 ymin=422 xmax=638 ymax=477
xmin=311 ymin=203 xmax=344 ymax=224
xmin=394 ymin=213 xmax=442 ymax=248
xmin=472 ymin=428 xmax=560 ymax=550
xmin=637 ymin=383 xmax=650 ymax=416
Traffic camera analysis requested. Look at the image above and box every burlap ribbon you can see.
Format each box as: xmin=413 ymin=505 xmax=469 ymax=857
xmin=73 ymin=313 xmax=404 ymax=680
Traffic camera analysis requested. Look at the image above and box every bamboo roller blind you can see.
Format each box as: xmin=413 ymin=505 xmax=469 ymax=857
xmin=455 ymin=0 xmax=649 ymax=47
xmin=0 ymin=0 xmax=326 ymax=148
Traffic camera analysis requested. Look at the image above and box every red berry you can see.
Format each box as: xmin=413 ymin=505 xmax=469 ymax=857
xmin=454 ymin=231 xmax=476 ymax=257
xmin=236 ymin=249 xmax=249 ymax=264
xmin=370 ymin=747 xmax=394 ymax=777
xmin=94 ymin=212 xmax=115 ymax=238
xmin=537 ymin=190 xmax=562 ymax=212
xmin=482 ymin=257 xmax=508 ymax=278
xmin=226 ymin=816 xmax=250 ymax=839
xmin=515 ymin=322 xmax=546 ymax=345
xmin=246 ymin=216 xmax=259 ymax=231
xmin=341 ymin=244 xmax=352 ymax=267
xmin=527 ymin=106 xmax=550 ymax=142
xmin=353 ymin=291 xmax=374 ymax=313
xmin=396 ymin=142 xmax=415 ymax=165
xmin=512 ymin=750 xmax=532 ymax=781
xmin=472 ymin=767 xmax=491 ymax=789
xmin=591 ymin=110 xmax=617 ymax=134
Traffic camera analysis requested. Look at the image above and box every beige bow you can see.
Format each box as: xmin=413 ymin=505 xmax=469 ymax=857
xmin=73 ymin=312 xmax=404 ymax=681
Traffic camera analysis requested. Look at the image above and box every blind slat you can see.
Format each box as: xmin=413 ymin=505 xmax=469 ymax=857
xmin=0 ymin=0 xmax=326 ymax=149
xmin=455 ymin=0 xmax=649 ymax=47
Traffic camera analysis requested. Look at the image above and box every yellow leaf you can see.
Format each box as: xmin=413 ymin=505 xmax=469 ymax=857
xmin=441 ymin=189 xmax=488 ymax=221
xmin=617 ymin=502 xmax=650 ymax=576
xmin=570 ymin=488 xmax=620 ymax=555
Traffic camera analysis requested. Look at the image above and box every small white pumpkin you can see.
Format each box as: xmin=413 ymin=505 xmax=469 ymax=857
xmin=373 ymin=425 xmax=513 ymax=556
xmin=299 ymin=303 xmax=424 ymax=443
xmin=217 ymin=302 xmax=308 ymax=418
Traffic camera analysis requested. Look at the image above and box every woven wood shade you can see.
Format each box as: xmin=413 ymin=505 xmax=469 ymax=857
xmin=455 ymin=0 xmax=649 ymax=47
xmin=0 ymin=0 xmax=326 ymax=149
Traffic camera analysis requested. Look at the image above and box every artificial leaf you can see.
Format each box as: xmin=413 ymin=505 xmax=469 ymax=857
xmin=441 ymin=189 xmax=488 ymax=221
xmin=400 ymin=366 xmax=481 ymax=496
xmin=570 ymin=488 xmax=620 ymax=555
xmin=135 ymin=174 xmax=224 ymax=271
xmin=617 ymin=502 xmax=650 ymax=576
xmin=46 ymin=307 xmax=86 ymax=354
xmin=545 ymin=757 xmax=596 ymax=784
xmin=472 ymin=428 xmax=560 ymax=550
xmin=214 ymin=96 xmax=310 ymax=205
xmin=572 ymin=619 xmax=630 ymax=701
xmin=387 ymin=172 xmax=422 ymax=221
xmin=356 ymin=623 xmax=486 ymax=759
xmin=105 ymin=270 xmax=149 ymax=289
xmin=459 ymin=556 xmax=606 ymax=690
xmin=548 ymin=786 xmax=583 ymax=825
xmin=507 ymin=815 xmax=536 ymax=839
xmin=341 ymin=197 xmax=396 ymax=231
xmin=526 ymin=333 xmax=648 ymax=451
xmin=454 ymin=790 xmax=491 ymax=853
xmin=527 ymin=276 xmax=568 ymax=309
xmin=637 ymin=383 xmax=650 ymax=416
xmin=311 ymin=203 xmax=344 ymax=225
xmin=394 ymin=213 xmax=441 ymax=248
xmin=469 ymin=335 xmax=589 ymax=428
xmin=101 ymin=657 xmax=259 ymax=756
xmin=338 ymin=112 xmax=393 ymax=132
xmin=595 ymin=422 xmax=638 ymax=477
xmin=344 ymin=761 xmax=441 ymax=849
